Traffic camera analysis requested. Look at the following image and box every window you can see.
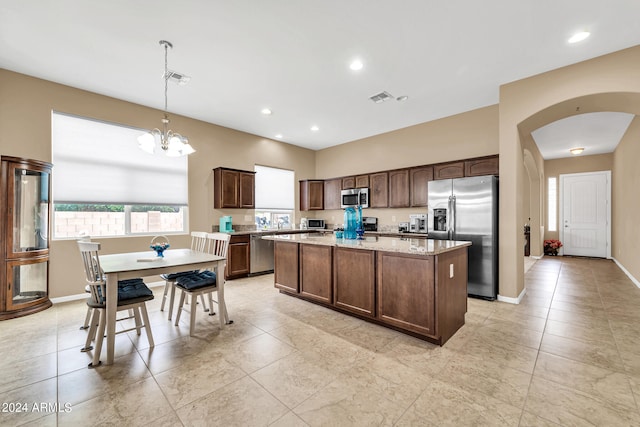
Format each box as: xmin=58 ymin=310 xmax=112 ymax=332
xmin=51 ymin=112 xmax=188 ymax=238
xmin=547 ymin=177 xmax=557 ymax=232
xmin=254 ymin=165 xmax=294 ymax=229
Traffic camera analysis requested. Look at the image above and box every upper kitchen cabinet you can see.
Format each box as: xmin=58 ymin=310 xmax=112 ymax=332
xmin=355 ymin=175 xmax=370 ymax=188
xmin=300 ymin=180 xmax=324 ymax=211
xmin=323 ymin=178 xmax=342 ymax=210
xmin=464 ymin=155 xmax=499 ymax=177
xmin=410 ymin=166 xmax=434 ymax=207
xmin=213 ymin=167 xmax=256 ymax=209
xmin=342 ymin=176 xmax=355 ymax=190
xmin=388 ymin=169 xmax=410 ymax=208
xmin=369 ymin=172 xmax=388 ymax=208
xmin=433 ymin=161 xmax=464 ymax=180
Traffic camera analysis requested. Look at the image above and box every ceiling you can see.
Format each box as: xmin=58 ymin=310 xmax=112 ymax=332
xmin=1 ymin=1 xmax=640 ymax=154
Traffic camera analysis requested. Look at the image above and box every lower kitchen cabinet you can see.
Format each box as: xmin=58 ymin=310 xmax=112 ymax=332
xmin=299 ymin=244 xmax=333 ymax=303
xmin=226 ymin=235 xmax=250 ymax=280
xmin=274 ymin=241 xmax=299 ymax=293
xmin=333 ymin=247 xmax=375 ymax=317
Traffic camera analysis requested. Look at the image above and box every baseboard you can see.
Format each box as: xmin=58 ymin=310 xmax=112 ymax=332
xmin=51 ymin=280 xmax=164 ymax=305
xmin=497 ymin=287 xmax=527 ymax=304
xmin=612 ymin=258 xmax=640 ymax=289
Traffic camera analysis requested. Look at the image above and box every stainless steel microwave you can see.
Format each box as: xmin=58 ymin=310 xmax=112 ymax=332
xmin=306 ymin=219 xmax=325 ymax=229
xmin=340 ymin=188 xmax=369 ymax=208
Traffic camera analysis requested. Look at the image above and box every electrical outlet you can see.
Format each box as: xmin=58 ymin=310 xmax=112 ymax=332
xmin=449 ymin=264 xmax=454 ymax=278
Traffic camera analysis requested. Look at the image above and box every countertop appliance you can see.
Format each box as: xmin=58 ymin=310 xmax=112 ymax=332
xmin=306 ymin=218 xmax=325 ymax=229
xmin=409 ymin=214 xmax=427 ymax=233
xmin=300 ymin=218 xmax=308 ymax=229
xmin=250 ymin=233 xmax=274 ymax=275
xmin=398 ymin=222 xmax=409 ymax=233
xmin=428 ymin=175 xmax=499 ymax=300
xmin=219 ymin=215 xmax=233 ymax=233
xmin=362 ymin=216 xmax=378 ymax=231
xmin=340 ymin=188 xmax=369 ymax=209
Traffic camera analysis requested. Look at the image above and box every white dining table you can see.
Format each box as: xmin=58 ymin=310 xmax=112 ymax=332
xmin=99 ymin=248 xmax=225 ymax=365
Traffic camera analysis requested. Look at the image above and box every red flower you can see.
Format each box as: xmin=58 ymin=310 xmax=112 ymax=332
xmin=544 ymin=239 xmax=563 ymax=250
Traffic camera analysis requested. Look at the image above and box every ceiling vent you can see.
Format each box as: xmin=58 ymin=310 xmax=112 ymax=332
xmin=164 ymin=70 xmax=191 ymax=86
xmin=369 ymin=91 xmax=394 ymax=103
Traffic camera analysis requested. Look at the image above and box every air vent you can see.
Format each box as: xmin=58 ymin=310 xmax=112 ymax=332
xmin=369 ymin=91 xmax=394 ymax=103
xmin=164 ymin=70 xmax=191 ymax=86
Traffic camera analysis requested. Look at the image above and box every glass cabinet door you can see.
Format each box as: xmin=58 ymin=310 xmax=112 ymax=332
xmin=8 ymin=164 xmax=50 ymax=257
xmin=6 ymin=258 xmax=48 ymax=311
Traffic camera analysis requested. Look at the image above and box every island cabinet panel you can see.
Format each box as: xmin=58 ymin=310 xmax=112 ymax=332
xmin=376 ymin=252 xmax=435 ymax=336
xmin=299 ymin=244 xmax=333 ymax=304
xmin=435 ymin=247 xmax=468 ymax=344
xmin=388 ymin=169 xmax=410 ymax=208
xmin=274 ymin=241 xmax=299 ymax=293
xmin=369 ymin=172 xmax=388 ymax=208
xmin=433 ymin=162 xmax=464 ymax=180
xmin=323 ymin=178 xmax=342 ymax=210
xmin=333 ymin=247 xmax=375 ymax=318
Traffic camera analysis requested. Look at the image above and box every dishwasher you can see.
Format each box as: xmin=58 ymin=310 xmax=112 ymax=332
xmin=250 ymin=233 xmax=275 ymax=275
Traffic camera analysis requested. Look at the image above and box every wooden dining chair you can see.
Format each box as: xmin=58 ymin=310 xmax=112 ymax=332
xmin=77 ymin=241 xmax=155 ymax=367
xmin=173 ymin=232 xmax=232 ymax=336
xmin=160 ymin=231 xmax=209 ymax=320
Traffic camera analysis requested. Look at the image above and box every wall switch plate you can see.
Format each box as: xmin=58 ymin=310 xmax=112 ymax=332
xmin=449 ymin=264 xmax=454 ymax=278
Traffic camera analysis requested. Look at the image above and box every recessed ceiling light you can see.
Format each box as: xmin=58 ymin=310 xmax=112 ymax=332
xmin=568 ymin=31 xmax=590 ymax=44
xmin=569 ymin=147 xmax=584 ymax=155
xmin=275 ymin=134 xmax=283 ymax=139
xmin=310 ymin=125 xmax=319 ymax=132
xmin=396 ymin=96 xmax=409 ymax=102
xmin=261 ymin=108 xmax=272 ymax=115
xmin=349 ymin=59 xmax=363 ymax=71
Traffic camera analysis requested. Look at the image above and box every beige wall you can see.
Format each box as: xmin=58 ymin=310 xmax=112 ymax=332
xmin=613 ymin=117 xmax=640 ymax=281
xmin=499 ymin=45 xmax=640 ymax=299
xmin=543 ymin=153 xmax=613 ymax=241
xmin=0 ymin=69 xmax=316 ymax=298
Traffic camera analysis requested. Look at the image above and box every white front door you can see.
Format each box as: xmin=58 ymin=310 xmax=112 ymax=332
xmin=560 ymin=171 xmax=610 ymax=258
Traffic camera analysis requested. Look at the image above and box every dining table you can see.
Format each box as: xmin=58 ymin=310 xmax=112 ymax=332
xmin=99 ymin=248 xmax=226 ymax=365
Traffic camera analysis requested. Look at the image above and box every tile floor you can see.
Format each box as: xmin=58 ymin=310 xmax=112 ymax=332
xmin=1 ymin=256 xmax=639 ymax=426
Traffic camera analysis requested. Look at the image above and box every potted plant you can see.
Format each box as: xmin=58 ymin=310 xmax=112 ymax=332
xmin=543 ymin=239 xmax=563 ymax=256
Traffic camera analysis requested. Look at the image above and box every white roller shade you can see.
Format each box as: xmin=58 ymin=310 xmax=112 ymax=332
xmin=254 ymin=165 xmax=294 ymax=210
xmin=52 ymin=112 xmax=188 ymax=205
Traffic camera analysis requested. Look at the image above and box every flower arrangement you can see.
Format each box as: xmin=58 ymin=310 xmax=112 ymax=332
xmin=150 ymin=236 xmax=170 ymax=257
xmin=543 ymin=239 xmax=563 ymax=256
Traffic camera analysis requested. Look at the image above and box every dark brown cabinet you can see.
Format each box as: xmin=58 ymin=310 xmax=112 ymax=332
xmin=299 ymin=180 xmax=324 ymax=211
xmin=355 ymin=175 xmax=370 ymax=188
xmin=433 ymin=162 xmax=465 ymax=180
xmin=1 ymin=156 xmax=52 ymax=320
xmin=274 ymin=241 xmax=299 ymax=293
xmin=226 ymin=234 xmax=250 ymax=279
xmin=323 ymin=178 xmax=342 ymax=210
xmin=342 ymin=176 xmax=355 ymax=189
xmin=333 ymin=247 xmax=375 ymax=317
xmin=213 ymin=167 xmax=255 ymax=209
xmin=388 ymin=169 xmax=410 ymax=208
xmin=369 ymin=172 xmax=388 ymax=208
xmin=465 ymin=155 xmax=499 ymax=177
xmin=299 ymin=244 xmax=333 ymax=304
xmin=410 ymin=166 xmax=433 ymax=207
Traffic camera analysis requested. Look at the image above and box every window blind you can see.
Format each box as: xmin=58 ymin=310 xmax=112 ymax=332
xmin=254 ymin=165 xmax=294 ymax=210
xmin=51 ymin=112 xmax=188 ymax=205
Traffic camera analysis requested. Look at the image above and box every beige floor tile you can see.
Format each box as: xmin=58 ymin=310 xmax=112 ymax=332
xmin=533 ymin=351 xmax=636 ymax=411
xmin=475 ymin=319 xmax=543 ymax=349
xmin=0 ymin=378 xmax=57 ymax=426
xmin=544 ymin=318 xmax=616 ymax=346
xmin=524 ymin=376 xmax=640 ymax=426
xmin=138 ymin=335 xmax=216 ymax=375
xmin=269 ymin=411 xmax=310 ymax=427
xmin=540 ymin=333 xmax=626 ymax=372
xmin=333 ymin=320 xmax=402 ymax=352
xmin=58 ymin=377 xmax=174 ymax=426
xmin=141 ymin=411 xmax=183 ymax=427
xmin=458 ymin=334 xmax=539 ymax=374
xmin=176 ymin=376 xmax=289 ymax=426
xmin=518 ymin=411 xmax=563 ymax=426
xmin=18 ymin=412 xmax=58 ymax=427
xmin=376 ymin=333 xmax=458 ymax=376
xmin=0 ymin=352 xmax=57 ymax=394
xmin=395 ymin=378 xmax=523 ymax=426
xmin=228 ymin=332 xmax=296 ymax=374
xmin=485 ymin=310 xmax=547 ymax=333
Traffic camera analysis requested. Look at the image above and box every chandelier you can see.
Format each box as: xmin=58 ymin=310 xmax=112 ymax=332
xmin=138 ymin=40 xmax=195 ymax=156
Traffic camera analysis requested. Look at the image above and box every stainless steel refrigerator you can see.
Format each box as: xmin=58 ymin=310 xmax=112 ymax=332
xmin=428 ymin=175 xmax=498 ymax=299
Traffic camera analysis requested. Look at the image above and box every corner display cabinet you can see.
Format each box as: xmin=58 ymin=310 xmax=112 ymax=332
xmin=0 ymin=156 xmax=53 ymax=320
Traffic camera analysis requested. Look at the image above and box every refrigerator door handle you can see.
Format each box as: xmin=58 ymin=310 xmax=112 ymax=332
xmin=450 ymin=195 xmax=456 ymax=239
xmin=448 ymin=195 xmax=453 ymax=240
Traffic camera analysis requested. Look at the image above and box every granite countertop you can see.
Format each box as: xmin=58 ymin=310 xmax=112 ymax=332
xmin=224 ymin=228 xmax=315 ymax=236
xmin=262 ymin=233 xmax=470 ymax=256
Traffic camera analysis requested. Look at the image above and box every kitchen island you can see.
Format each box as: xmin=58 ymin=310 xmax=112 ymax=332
xmin=262 ymin=233 xmax=471 ymax=345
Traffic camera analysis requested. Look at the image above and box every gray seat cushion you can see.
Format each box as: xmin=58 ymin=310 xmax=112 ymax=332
xmin=175 ymin=271 xmax=217 ymax=291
